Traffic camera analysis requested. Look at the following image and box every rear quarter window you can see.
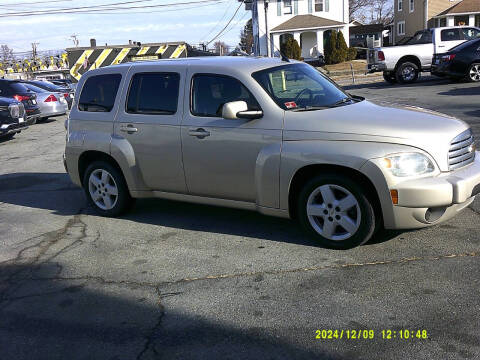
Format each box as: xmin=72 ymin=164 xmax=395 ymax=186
xmin=78 ymin=74 xmax=122 ymax=112
xmin=441 ymin=29 xmax=462 ymax=41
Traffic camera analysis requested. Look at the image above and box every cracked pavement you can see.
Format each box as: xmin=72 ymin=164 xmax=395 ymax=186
xmin=1 ymin=78 xmax=479 ymax=359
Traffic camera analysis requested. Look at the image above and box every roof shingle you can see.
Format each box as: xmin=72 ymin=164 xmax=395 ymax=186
xmin=271 ymin=15 xmax=345 ymax=32
xmin=436 ymin=0 xmax=480 ymax=16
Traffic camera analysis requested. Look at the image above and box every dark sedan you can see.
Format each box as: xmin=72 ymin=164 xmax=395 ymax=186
xmin=432 ymin=37 xmax=480 ymax=82
xmin=0 ymin=80 xmax=41 ymax=124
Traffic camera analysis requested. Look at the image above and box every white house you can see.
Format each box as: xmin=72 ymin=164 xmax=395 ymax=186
xmin=245 ymin=0 xmax=349 ymax=59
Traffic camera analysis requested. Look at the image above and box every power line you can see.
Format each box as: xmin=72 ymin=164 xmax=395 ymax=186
xmin=0 ymin=0 xmax=72 ymax=8
xmin=199 ymin=0 xmax=234 ymax=42
xmin=206 ymin=0 xmax=244 ymax=45
xmin=0 ymin=0 xmax=223 ymax=17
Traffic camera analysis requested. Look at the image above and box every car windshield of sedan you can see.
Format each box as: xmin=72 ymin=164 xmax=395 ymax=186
xmin=252 ymin=63 xmax=356 ymax=111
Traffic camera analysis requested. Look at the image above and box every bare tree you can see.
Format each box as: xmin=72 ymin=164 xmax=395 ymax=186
xmin=370 ymin=0 xmax=393 ymax=25
xmin=349 ymin=0 xmax=373 ymax=22
xmin=214 ymin=41 xmax=229 ymax=56
xmin=1 ymin=45 xmax=14 ymax=63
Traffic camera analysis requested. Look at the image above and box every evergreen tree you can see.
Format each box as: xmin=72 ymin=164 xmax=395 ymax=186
xmin=280 ymin=38 xmax=301 ymax=60
xmin=336 ymin=31 xmax=348 ymax=63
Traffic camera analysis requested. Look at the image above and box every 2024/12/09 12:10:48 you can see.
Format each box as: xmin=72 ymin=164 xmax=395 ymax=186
xmin=314 ymin=329 xmax=428 ymax=340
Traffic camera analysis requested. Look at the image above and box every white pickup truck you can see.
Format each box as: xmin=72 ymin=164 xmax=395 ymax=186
xmin=367 ymin=26 xmax=480 ymax=84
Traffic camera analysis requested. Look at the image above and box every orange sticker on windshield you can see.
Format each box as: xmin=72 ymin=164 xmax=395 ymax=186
xmin=285 ymin=101 xmax=297 ymax=109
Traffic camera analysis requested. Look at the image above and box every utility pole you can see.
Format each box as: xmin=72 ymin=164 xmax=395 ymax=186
xmin=70 ymin=34 xmax=79 ymax=47
xmin=31 ymin=42 xmax=39 ymax=60
xmin=264 ymin=0 xmax=270 ymax=57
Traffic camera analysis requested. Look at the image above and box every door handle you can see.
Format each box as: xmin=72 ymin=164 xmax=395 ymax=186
xmin=120 ymin=124 xmax=138 ymax=133
xmin=188 ymin=128 xmax=210 ymax=138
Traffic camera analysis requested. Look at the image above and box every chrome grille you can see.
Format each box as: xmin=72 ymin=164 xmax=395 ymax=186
xmin=449 ymin=129 xmax=475 ymax=170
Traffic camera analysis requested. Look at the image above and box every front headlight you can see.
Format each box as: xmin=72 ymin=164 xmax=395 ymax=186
xmin=382 ymin=152 xmax=435 ymax=177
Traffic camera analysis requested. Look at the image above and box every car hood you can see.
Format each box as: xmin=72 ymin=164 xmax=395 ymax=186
xmin=283 ymin=100 xmax=469 ymax=171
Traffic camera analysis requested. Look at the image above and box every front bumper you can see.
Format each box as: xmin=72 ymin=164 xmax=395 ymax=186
xmin=0 ymin=122 xmax=28 ymax=136
xmin=363 ymin=153 xmax=480 ymax=229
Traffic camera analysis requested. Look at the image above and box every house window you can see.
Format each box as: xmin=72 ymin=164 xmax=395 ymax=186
xmin=476 ymin=15 xmax=480 ymax=27
xmin=315 ymin=0 xmax=324 ymax=12
xmin=437 ymin=17 xmax=446 ymax=27
xmin=283 ymin=0 xmax=292 ymax=14
xmin=398 ymin=0 xmax=402 ymax=11
xmin=397 ymin=21 xmax=405 ymax=35
xmin=409 ymin=0 xmax=414 ymax=12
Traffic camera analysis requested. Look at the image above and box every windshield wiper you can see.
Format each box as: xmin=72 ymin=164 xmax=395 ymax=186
xmin=330 ymin=97 xmax=354 ymax=107
xmin=292 ymin=105 xmax=330 ymax=112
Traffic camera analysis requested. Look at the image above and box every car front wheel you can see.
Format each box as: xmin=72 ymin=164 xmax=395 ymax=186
xmin=297 ymin=175 xmax=377 ymax=249
xmin=83 ymin=161 xmax=134 ymax=217
xmin=467 ymin=63 xmax=480 ymax=82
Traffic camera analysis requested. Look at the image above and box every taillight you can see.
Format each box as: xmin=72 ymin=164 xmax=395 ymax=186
xmin=63 ymin=93 xmax=69 ymax=98
xmin=45 ymin=94 xmax=58 ymax=102
xmin=377 ymin=51 xmax=385 ymax=61
xmin=441 ymin=54 xmax=456 ymax=62
xmin=13 ymin=94 xmax=30 ymax=102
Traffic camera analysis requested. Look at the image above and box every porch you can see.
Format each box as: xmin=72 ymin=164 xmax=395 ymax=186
xmin=269 ymin=15 xmax=349 ymax=60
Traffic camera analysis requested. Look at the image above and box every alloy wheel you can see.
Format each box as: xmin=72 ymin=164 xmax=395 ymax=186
xmin=469 ymin=64 xmax=480 ymax=82
xmin=306 ymin=184 xmax=361 ymax=241
xmin=88 ymin=169 xmax=119 ymax=210
xmin=402 ymin=66 xmax=415 ymax=81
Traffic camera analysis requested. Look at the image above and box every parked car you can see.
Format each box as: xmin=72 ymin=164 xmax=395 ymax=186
xmin=64 ymin=57 xmax=480 ymax=249
xmin=367 ymin=26 xmax=480 ymax=84
xmin=0 ymin=79 xmax=40 ymax=124
xmin=50 ymin=78 xmax=76 ymax=91
xmin=431 ymin=37 xmax=480 ymax=82
xmin=0 ymin=97 xmax=27 ymax=140
xmin=22 ymin=83 xmax=68 ymax=121
xmin=25 ymin=80 xmax=74 ymax=109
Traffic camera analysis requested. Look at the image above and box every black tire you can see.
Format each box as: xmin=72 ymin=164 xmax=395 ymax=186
xmin=383 ymin=71 xmax=397 ymax=83
xmin=297 ymin=174 xmax=377 ymax=249
xmin=83 ymin=160 xmax=134 ymax=217
xmin=395 ymin=61 xmax=419 ymax=84
xmin=467 ymin=63 xmax=480 ymax=82
xmin=1 ymin=133 xmax=15 ymax=140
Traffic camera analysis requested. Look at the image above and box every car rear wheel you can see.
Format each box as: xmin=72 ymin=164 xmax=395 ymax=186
xmin=1 ymin=133 xmax=15 ymax=140
xmin=297 ymin=175 xmax=377 ymax=249
xmin=395 ymin=62 xmax=419 ymax=84
xmin=383 ymin=71 xmax=397 ymax=83
xmin=467 ymin=63 xmax=480 ymax=82
xmin=83 ymin=161 xmax=134 ymax=217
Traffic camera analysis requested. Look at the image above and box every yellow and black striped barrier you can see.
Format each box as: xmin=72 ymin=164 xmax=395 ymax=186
xmin=67 ymin=42 xmax=188 ymax=81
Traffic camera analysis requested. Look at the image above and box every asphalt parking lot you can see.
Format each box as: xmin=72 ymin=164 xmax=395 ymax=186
xmin=1 ymin=76 xmax=479 ymax=360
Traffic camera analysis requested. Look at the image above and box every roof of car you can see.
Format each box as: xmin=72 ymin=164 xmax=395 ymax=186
xmin=110 ymin=56 xmax=300 ymax=72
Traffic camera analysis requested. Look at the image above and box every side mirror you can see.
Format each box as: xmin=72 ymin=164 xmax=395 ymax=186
xmin=222 ymin=101 xmax=263 ymax=120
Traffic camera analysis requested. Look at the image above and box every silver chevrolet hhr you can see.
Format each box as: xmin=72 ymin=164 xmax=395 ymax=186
xmin=64 ymin=57 xmax=480 ymax=249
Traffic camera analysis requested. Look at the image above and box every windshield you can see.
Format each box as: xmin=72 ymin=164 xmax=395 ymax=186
xmin=449 ymin=37 xmax=480 ymax=52
xmin=252 ymin=63 xmax=352 ymax=111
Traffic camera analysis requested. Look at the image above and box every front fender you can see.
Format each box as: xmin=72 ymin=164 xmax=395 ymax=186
xmin=279 ymin=140 xmax=419 ymax=213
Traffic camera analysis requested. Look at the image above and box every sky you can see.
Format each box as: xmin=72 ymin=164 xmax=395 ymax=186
xmin=0 ymin=0 xmax=250 ymax=55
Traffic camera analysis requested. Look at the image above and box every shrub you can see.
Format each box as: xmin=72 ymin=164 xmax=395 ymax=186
xmin=336 ymin=31 xmax=348 ymax=63
xmin=324 ymin=31 xmax=338 ymax=65
xmin=280 ymin=38 xmax=301 ymax=60
xmin=347 ymin=47 xmax=357 ymax=61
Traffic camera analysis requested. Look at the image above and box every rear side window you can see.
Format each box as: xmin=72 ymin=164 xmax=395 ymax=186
xmin=462 ymin=28 xmax=480 ymax=40
xmin=126 ymin=72 xmax=179 ymax=114
xmin=441 ymin=29 xmax=462 ymax=41
xmin=191 ymin=74 xmax=260 ymax=117
xmin=78 ymin=74 xmax=121 ymax=112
